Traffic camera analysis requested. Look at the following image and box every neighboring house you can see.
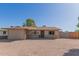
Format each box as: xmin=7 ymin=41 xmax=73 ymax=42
xmin=0 ymin=29 xmax=8 ymax=39
xmin=3 ymin=26 xmax=61 ymax=40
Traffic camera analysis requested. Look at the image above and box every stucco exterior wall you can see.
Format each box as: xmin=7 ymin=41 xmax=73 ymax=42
xmin=44 ymin=31 xmax=53 ymax=38
xmin=27 ymin=31 xmax=40 ymax=39
xmin=8 ymin=29 xmax=60 ymax=40
xmin=27 ymin=30 xmax=60 ymax=39
xmin=8 ymin=29 xmax=26 ymax=40
xmin=44 ymin=30 xmax=60 ymax=39
xmin=54 ymin=30 xmax=60 ymax=38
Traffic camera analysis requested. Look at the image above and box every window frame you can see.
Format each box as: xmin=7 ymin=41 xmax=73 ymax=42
xmin=49 ymin=31 xmax=55 ymax=35
xmin=3 ymin=31 xmax=6 ymax=35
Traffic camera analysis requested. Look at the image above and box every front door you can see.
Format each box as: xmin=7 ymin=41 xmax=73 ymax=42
xmin=40 ymin=31 xmax=44 ymax=38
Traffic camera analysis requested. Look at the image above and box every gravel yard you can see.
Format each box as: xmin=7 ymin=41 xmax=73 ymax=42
xmin=0 ymin=39 xmax=79 ymax=56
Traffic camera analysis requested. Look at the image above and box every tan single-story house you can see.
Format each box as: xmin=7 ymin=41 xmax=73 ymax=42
xmin=2 ymin=26 xmax=60 ymax=40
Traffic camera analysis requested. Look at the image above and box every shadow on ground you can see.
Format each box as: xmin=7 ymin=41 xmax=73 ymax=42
xmin=27 ymin=38 xmax=55 ymax=40
xmin=0 ymin=39 xmax=23 ymax=42
xmin=0 ymin=39 xmax=55 ymax=42
xmin=63 ymin=49 xmax=79 ymax=56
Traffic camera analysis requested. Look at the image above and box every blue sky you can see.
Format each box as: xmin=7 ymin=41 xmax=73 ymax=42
xmin=0 ymin=3 xmax=79 ymax=31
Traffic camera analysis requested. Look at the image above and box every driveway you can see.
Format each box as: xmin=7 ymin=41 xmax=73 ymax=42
xmin=0 ymin=39 xmax=79 ymax=56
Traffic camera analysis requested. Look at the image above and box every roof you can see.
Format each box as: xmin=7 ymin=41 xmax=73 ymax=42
xmin=29 ymin=27 xmax=61 ymax=31
xmin=2 ymin=26 xmax=61 ymax=31
xmin=0 ymin=29 xmax=8 ymax=31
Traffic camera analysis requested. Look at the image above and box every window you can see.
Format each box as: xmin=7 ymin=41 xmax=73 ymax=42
xmin=34 ymin=31 xmax=37 ymax=34
xmin=3 ymin=31 xmax=6 ymax=34
xmin=49 ymin=31 xmax=55 ymax=35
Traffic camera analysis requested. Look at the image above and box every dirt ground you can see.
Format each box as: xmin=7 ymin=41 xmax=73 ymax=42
xmin=0 ymin=39 xmax=79 ymax=56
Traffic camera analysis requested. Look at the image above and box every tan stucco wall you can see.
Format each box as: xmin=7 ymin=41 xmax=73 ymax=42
xmin=44 ymin=30 xmax=60 ymax=38
xmin=8 ymin=29 xmax=26 ymax=40
xmin=28 ymin=31 xmax=40 ymax=39
xmin=44 ymin=31 xmax=53 ymax=38
xmin=8 ymin=29 xmax=60 ymax=39
xmin=27 ymin=30 xmax=60 ymax=39
xmin=54 ymin=30 xmax=60 ymax=38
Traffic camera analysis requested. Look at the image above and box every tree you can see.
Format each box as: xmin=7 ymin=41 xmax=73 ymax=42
xmin=22 ymin=22 xmax=26 ymax=27
xmin=75 ymin=17 xmax=79 ymax=32
xmin=23 ymin=18 xmax=36 ymax=27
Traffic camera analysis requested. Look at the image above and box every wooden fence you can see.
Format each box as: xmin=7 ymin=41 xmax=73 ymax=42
xmin=69 ymin=32 xmax=79 ymax=39
xmin=60 ymin=32 xmax=79 ymax=39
